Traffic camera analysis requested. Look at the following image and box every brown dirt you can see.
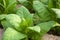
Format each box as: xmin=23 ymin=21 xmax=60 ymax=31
xmin=42 ymin=34 xmax=60 ymax=40
xmin=0 ymin=29 xmax=3 ymax=40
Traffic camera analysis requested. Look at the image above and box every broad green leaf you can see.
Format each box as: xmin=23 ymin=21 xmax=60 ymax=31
xmin=5 ymin=14 xmax=22 ymax=31
xmin=0 ymin=14 xmax=7 ymax=20
xmin=33 ymin=1 xmax=51 ymax=21
xmin=37 ymin=21 xmax=56 ymax=36
xmin=48 ymin=0 xmax=56 ymax=8
xmin=27 ymin=21 xmax=56 ymax=39
xmin=33 ymin=13 xmax=41 ymax=25
xmin=5 ymin=0 xmax=16 ymax=7
xmin=52 ymin=8 xmax=60 ymax=18
xmin=2 ymin=27 xmax=27 ymax=40
xmin=40 ymin=0 xmax=49 ymax=5
xmin=0 ymin=0 xmax=2 ymax=3
xmin=28 ymin=26 xmax=40 ymax=33
xmin=48 ymin=0 xmax=54 ymax=8
xmin=8 ymin=0 xmax=16 ymax=5
xmin=53 ymin=23 xmax=60 ymax=27
xmin=1 ymin=20 xmax=12 ymax=30
xmin=17 ymin=6 xmax=33 ymax=27
xmin=4 ymin=0 xmax=17 ymax=13
xmin=58 ymin=0 xmax=60 ymax=3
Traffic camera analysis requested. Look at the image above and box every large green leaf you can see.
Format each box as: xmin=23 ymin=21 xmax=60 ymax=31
xmin=48 ymin=0 xmax=56 ymax=8
xmin=4 ymin=0 xmax=16 ymax=8
xmin=58 ymin=0 xmax=60 ymax=3
xmin=5 ymin=14 xmax=22 ymax=31
xmin=37 ymin=21 xmax=56 ymax=36
xmin=17 ymin=6 xmax=33 ymax=27
xmin=4 ymin=0 xmax=17 ymax=13
xmin=0 ymin=0 xmax=17 ymax=14
xmin=33 ymin=1 xmax=51 ymax=21
xmin=48 ymin=0 xmax=54 ymax=8
xmin=27 ymin=21 xmax=55 ymax=40
xmin=2 ymin=27 xmax=27 ymax=40
xmin=0 ymin=14 xmax=7 ymax=20
xmin=0 ymin=0 xmax=2 ymax=3
xmin=52 ymin=8 xmax=60 ymax=18
xmin=1 ymin=20 xmax=12 ymax=30
xmin=33 ymin=13 xmax=41 ymax=25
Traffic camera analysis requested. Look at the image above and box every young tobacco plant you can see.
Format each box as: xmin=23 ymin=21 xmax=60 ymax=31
xmin=0 ymin=0 xmax=60 ymax=40
xmin=18 ymin=0 xmax=60 ymax=39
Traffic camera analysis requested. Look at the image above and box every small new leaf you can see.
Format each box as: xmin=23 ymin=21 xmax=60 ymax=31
xmin=52 ymin=8 xmax=60 ymax=18
xmin=28 ymin=26 xmax=40 ymax=33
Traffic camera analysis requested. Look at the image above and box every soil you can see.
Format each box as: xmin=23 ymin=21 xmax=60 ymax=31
xmin=42 ymin=34 xmax=60 ymax=40
xmin=0 ymin=28 xmax=3 ymax=40
xmin=0 ymin=28 xmax=60 ymax=40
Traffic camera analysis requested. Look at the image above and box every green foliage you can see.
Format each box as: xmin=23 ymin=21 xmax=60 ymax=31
xmin=16 ymin=6 xmax=33 ymax=27
xmin=28 ymin=26 xmax=40 ymax=33
xmin=0 ymin=0 xmax=17 ymax=14
xmin=37 ymin=21 xmax=55 ymax=36
xmin=0 ymin=0 xmax=60 ymax=40
xmin=52 ymin=8 xmax=60 ymax=18
xmin=2 ymin=27 xmax=27 ymax=40
xmin=40 ymin=0 xmax=48 ymax=5
xmin=48 ymin=0 xmax=57 ymax=8
xmin=4 ymin=14 xmax=22 ymax=31
xmin=33 ymin=1 xmax=51 ymax=21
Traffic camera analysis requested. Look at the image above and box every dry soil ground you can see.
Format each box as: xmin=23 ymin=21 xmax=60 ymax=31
xmin=0 ymin=29 xmax=3 ymax=40
xmin=43 ymin=34 xmax=60 ymax=40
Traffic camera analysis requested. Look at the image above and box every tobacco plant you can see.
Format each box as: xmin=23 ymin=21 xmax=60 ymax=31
xmin=0 ymin=0 xmax=60 ymax=40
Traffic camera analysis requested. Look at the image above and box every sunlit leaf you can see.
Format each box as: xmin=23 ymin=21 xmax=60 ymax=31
xmin=52 ymin=8 xmax=60 ymax=18
xmin=3 ymin=27 xmax=27 ymax=40
xmin=28 ymin=26 xmax=40 ymax=33
xmin=5 ymin=14 xmax=22 ymax=31
xmin=0 ymin=14 xmax=7 ymax=20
